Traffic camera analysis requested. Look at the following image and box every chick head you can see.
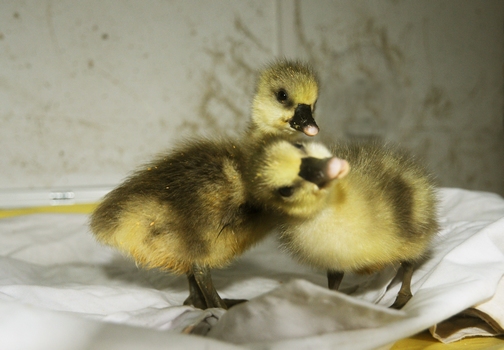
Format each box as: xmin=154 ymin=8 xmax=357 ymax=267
xmin=252 ymin=140 xmax=349 ymax=217
xmin=251 ymin=60 xmax=319 ymax=139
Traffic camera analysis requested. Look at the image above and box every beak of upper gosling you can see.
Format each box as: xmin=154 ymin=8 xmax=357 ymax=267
xmin=289 ymin=104 xmax=319 ymax=136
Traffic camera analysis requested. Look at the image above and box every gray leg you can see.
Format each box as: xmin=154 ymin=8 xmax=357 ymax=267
xmin=327 ymin=270 xmax=344 ymax=290
xmin=191 ymin=264 xmax=228 ymax=309
xmin=183 ymin=265 xmax=247 ymax=310
xmin=390 ymin=261 xmax=414 ymax=309
xmin=183 ymin=273 xmax=207 ymax=309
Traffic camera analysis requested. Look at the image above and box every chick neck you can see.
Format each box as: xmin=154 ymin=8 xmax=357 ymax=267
xmin=244 ymin=122 xmax=298 ymax=143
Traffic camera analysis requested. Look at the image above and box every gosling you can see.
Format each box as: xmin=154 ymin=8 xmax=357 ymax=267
xmin=248 ymin=139 xmax=438 ymax=309
xmin=90 ymin=60 xmax=321 ymax=310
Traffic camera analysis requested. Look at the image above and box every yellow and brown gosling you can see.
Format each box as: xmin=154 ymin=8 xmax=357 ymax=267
xmin=90 ymin=138 xmax=279 ymax=309
xmin=90 ymin=59 xmax=322 ymax=310
xmin=248 ymin=139 xmax=438 ymax=309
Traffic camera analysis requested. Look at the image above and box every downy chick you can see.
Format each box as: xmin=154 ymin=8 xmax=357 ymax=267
xmin=90 ymin=60 xmax=320 ymax=310
xmin=90 ymin=138 xmax=274 ymax=310
xmin=249 ymin=139 xmax=438 ymax=309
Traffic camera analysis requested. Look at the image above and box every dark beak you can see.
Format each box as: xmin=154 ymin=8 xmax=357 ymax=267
xmin=289 ymin=104 xmax=319 ymax=136
xmin=298 ymin=157 xmax=332 ymax=188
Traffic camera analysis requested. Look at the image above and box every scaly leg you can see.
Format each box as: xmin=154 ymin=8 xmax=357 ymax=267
xmin=327 ymin=270 xmax=344 ymax=290
xmin=183 ymin=265 xmax=247 ymax=310
xmin=191 ymin=263 xmax=228 ymax=309
xmin=183 ymin=273 xmax=207 ymax=309
xmin=390 ymin=261 xmax=414 ymax=309
xmin=183 ymin=271 xmax=246 ymax=309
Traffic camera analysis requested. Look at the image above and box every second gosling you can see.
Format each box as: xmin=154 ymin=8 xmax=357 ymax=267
xmin=249 ymin=140 xmax=439 ymax=309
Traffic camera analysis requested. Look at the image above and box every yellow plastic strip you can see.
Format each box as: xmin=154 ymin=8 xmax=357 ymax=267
xmin=0 ymin=203 xmax=98 ymax=219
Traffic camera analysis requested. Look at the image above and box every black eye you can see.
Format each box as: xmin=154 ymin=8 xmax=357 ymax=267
xmin=278 ymin=186 xmax=294 ymax=197
xmin=293 ymin=142 xmax=305 ymax=151
xmin=276 ymin=89 xmax=288 ymax=103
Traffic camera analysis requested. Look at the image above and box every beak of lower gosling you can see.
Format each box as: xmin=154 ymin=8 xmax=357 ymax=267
xmin=299 ymin=157 xmax=350 ymax=188
xmin=290 ymin=104 xmax=319 ymax=136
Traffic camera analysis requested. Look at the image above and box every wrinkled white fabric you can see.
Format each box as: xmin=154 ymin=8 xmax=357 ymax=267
xmin=0 ymin=188 xmax=503 ymax=350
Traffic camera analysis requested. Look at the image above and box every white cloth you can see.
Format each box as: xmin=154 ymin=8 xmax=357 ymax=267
xmin=0 ymin=188 xmax=503 ymax=350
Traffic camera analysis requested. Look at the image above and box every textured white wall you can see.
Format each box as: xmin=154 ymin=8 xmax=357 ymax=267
xmin=1 ymin=0 xmax=503 ymax=196
xmin=293 ymin=0 xmax=504 ymax=194
xmin=1 ymin=0 xmax=277 ymax=189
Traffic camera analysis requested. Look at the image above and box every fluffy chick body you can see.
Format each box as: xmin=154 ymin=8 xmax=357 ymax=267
xmin=91 ymin=139 xmax=272 ymax=275
xmin=280 ymin=142 xmax=438 ymax=276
